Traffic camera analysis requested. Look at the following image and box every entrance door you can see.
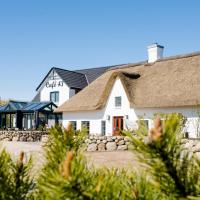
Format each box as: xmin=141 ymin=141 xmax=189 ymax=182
xmin=113 ymin=116 xmax=124 ymax=136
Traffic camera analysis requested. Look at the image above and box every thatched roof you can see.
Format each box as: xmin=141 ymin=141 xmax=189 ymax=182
xmin=55 ymin=51 xmax=200 ymax=112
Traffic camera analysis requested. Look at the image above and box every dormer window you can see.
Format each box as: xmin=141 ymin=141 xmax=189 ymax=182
xmin=115 ymin=96 xmax=121 ymax=107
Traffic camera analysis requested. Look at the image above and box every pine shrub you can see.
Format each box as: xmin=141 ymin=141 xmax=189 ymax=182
xmin=0 ymin=149 xmax=35 ymax=200
xmin=37 ymin=124 xmax=166 ymax=200
xmin=126 ymin=114 xmax=200 ymax=199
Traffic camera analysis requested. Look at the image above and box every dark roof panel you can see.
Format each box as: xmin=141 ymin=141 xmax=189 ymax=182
xmin=36 ymin=64 xmax=126 ymax=91
xmin=9 ymin=101 xmax=27 ymax=110
xmin=75 ymin=66 xmax=114 ymax=83
xmin=0 ymin=105 xmax=7 ymax=111
xmin=36 ymin=67 xmax=88 ymax=91
xmin=55 ymin=68 xmax=88 ymax=89
xmin=0 ymin=101 xmax=28 ymax=112
xmin=21 ymin=101 xmax=57 ymax=111
xmin=0 ymin=101 xmax=57 ymax=113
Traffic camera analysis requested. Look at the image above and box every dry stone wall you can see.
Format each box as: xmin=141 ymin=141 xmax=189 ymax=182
xmin=0 ymin=130 xmax=47 ymax=142
xmin=0 ymin=131 xmax=200 ymax=157
xmin=85 ymin=135 xmax=200 ymax=155
xmin=183 ymin=139 xmax=200 ymax=158
xmin=85 ymin=135 xmax=131 ymax=151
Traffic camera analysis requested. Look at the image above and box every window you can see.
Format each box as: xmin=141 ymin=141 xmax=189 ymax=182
xmin=184 ymin=132 xmax=189 ymax=138
xmin=143 ymin=120 xmax=149 ymax=129
xmin=115 ymin=96 xmax=122 ymax=107
xmin=70 ymin=121 xmax=77 ymax=132
xmin=139 ymin=119 xmax=149 ymax=129
xmin=50 ymin=91 xmax=59 ymax=103
xmin=81 ymin=121 xmax=90 ymax=134
xmin=23 ymin=114 xmax=34 ymax=129
xmin=101 ymin=120 xmax=106 ymax=136
xmin=55 ymin=113 xmax=62 ymax=124
xmin=49 ymin=70 xmax=59 ymax=80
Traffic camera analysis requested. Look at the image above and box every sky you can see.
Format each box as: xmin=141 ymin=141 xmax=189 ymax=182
xmin=0 ymin=0 xmax=200 ymax=101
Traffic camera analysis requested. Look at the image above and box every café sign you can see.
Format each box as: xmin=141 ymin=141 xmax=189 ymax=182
xmin=46 ymin=80 xmax=64 ymax=89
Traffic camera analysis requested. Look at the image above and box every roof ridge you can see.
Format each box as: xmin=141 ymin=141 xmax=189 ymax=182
xmin=75 ymin=63 xmax=128 ymax=71
xmin=107 ymin=61 xmax=146 ymax=71
xmin=156 ymin=51 xmax=200 ymax=63
xmin=53 ymin=67 xmax=86 ymax=76
xmin=27 ymin=101 xmax=52 ymax=104
xmin=107 ymin=51 xmax=200 ymax=71
xmin=9 ymin=99 xmax=28 ymax=103
xmin=52 ymin=51 xmax=200 ymax=73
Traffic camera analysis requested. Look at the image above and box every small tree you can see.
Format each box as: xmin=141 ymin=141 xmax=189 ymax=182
xmin=36 ymin=124 xmax=167 ymax=200
xmin=0 ymin=150 xmax=35 ymax=200
xmin=126 ymin=114 xmax=200 ymax=199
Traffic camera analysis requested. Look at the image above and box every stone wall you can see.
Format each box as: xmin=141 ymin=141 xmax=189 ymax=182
xmin=0 ymin=131 xmax=200 ymax=157
xmin=183 ymin=139 xmax=200 ymax=158
xmin=85 ymin=135 xmax=131 ymax=151
xmin=85 ymin=135 xmax=200 ymax=154
xmin=0 ymin=130 xmax=47 ymax=142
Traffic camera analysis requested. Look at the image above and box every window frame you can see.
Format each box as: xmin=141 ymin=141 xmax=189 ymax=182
xmin=115 ymin=96 xmax=122 ymax=108
xmin=50 ymin=91 xmax=59 ymax=103
xmin=70 ymin=121 xmax=77 ymax=133
xmin=138 ymin=119 xmax=149 ymax=129
xmin=101 ymin=120 xmax=106 ymax=136
xmin=81 ymin=121 xmax=90 ymax=134
xmin=49 ymin=70 xmax=59 ymax=80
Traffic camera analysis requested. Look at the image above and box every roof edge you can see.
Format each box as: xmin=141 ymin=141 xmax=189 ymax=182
xmin=75 ymin=63 xmax=128 ymax=72
xmin=108 ymin=51 xmax=200 ymax=71
xmin=36 ymin=67 xmax=88 ymax=91
xmin=54 ymin=71 xmax=141 ymax=113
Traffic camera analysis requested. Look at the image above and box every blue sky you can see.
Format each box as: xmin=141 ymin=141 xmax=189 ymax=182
xmin=0 ymin=0 xmax=200 ymax=100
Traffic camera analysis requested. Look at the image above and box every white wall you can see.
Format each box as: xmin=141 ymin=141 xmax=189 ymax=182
xmin=63 ymin=78 xmax=136 ymax=136
xmin=134 ymin=107 xmax=200 ymax=138
xmin=63 ymin=110 xmax=104 ymax=135
xmin=39 ymin=70 xmax=70 ymax=106
xmin=102 ymin=78 xmax=137 ymax=135
xmin=69 ymin=89 xmax=75 ymax=98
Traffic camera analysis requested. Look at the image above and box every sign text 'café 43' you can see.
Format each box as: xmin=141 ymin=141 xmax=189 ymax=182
xmin=46 ymin=81 xmax=64 ymax=89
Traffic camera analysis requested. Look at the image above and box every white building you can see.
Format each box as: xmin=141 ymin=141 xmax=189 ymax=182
xmin=33 ymin=66 xmax=113 ymax=106
xmin=55 ymin=44 xmax=200 ymax=138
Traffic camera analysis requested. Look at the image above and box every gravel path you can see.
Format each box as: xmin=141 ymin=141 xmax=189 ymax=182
xmin=0 ymin=142 xmax=143 ymax=172
xmin=85 ymin=151 xmax=142 ymax=170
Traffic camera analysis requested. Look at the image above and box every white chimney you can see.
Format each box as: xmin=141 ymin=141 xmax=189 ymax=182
xmin=147 ymin=43 xmax=164 ymax=63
